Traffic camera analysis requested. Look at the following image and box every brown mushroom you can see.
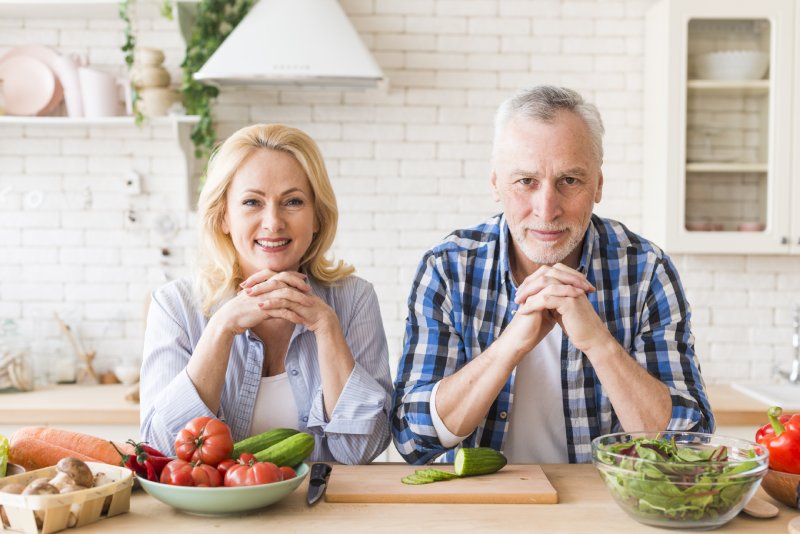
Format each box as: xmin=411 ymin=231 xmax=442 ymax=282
xmin=93 ymin=472 xmax=111 ymax=488
xmin=58 ymin=481 xmax=88 ymax=494
xmin=55 ymin=458 xmax=94 ymax=489
xmin=22 ymin=479 xmax=59 ymax=496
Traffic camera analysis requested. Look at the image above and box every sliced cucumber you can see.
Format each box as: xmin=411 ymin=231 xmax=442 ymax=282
xmin=413 ymin=468 xmax=458 ymax=481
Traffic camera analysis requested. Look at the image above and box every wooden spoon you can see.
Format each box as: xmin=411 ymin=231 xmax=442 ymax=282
xmin=742 ymin=496 xmax=779 ymax=519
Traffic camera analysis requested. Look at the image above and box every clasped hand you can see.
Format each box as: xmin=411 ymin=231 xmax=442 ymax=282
xmin=219 ymin=270 xmax=336 ymax=335
xmin=511 ymin=263 xmax=608 ymax=353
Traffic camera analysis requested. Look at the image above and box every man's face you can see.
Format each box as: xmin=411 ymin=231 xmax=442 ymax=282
xmin=491 ymin=110 xmax=603 ymax=275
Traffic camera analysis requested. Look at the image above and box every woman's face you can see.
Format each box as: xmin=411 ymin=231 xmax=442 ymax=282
xmin=223 ymin=148 xmax=318 ymax=278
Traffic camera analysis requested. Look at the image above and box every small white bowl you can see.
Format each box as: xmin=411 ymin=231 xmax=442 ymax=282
xmin=694 ymin=50 xmax=769 ymax=81
xmin=113 ymin=364 xmax=140 ymax=385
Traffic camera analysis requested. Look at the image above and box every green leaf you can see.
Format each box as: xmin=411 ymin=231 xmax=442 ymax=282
xmin=0 ymin=434 xmax=8 ymax=477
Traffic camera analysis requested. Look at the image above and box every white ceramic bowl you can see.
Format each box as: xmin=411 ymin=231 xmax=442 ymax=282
xmin=695 ymin=50 xmax=769 ymax=81
xmin=113 ymin=364 xmax=140 ymax=385
xmin=137 ymin=462 xmax=309 ymax=515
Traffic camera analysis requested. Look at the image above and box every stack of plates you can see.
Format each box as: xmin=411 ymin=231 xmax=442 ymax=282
xmin=0 ymin=45 xmax=69 ymax=116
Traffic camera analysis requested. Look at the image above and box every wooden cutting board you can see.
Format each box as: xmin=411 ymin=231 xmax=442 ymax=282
xmin=325 ymin=464 xmax=558 ymax=504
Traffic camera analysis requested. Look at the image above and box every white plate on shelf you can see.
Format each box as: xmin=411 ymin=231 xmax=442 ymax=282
xmin=0 ymin=55 xmax=58 ymax=116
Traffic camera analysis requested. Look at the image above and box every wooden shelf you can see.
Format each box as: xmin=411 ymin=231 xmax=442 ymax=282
xmin=687 ymin=79 xmax=770 ymax=95
xmin=685 ymin=162 xmax=768 ymax=173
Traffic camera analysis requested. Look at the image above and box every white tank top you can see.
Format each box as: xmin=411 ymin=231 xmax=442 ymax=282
xmin=504 ymin=325 xmax=568 ymax=463
xmin=249 ymin=373 xmax=300 ymax=435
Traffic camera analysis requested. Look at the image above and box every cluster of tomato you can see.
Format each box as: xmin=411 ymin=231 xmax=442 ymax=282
xmin=122 ymin=416 xmax=295 ymax=487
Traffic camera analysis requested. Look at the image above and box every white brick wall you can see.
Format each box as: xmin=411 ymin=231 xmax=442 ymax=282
xmin=1 ymin=0 xmax=798 ymax=392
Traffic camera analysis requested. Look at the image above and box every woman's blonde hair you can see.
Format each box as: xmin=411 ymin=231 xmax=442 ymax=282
xmin=195 ymin=123 xmax=353 ymax=315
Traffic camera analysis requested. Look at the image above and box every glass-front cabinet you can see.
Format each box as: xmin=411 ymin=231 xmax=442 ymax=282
xmin=643 ymin=0 xmax=796 ymax=254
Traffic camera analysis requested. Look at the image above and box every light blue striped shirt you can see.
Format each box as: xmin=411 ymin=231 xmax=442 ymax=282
xmin=140 ymin=275 xmax=392 ymax=464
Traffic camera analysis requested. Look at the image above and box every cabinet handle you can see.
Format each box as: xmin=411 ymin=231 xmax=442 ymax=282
xmin=781 ymin=236 xmax=789 ymax=245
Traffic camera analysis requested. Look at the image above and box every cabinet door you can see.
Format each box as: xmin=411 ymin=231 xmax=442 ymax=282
xmin=644 ymin=0 xmax=794 ymax=254
xmin=792 ymin=2 xmax=800 ymax=253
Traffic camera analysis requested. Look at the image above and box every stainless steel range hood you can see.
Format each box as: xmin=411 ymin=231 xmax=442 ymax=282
xmin=193 ymin=0 xmax=384 ymax=88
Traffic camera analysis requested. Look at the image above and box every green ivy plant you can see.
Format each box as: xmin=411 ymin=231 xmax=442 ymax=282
xmin=180 ymin=0 xmax=254 ymax=160
xmin=120 ymin=0 xmax=253 ymax=161
xmin=118 ymin=0 xmax=144 ymax=126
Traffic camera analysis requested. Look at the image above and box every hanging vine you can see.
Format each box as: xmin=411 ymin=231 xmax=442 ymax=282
xmin=118 ymin=0 xmax=144 ymax=126
xmin=180 ymin=0 xmax=254 ymax=160
xmin=120 ymin=0 xmax=253 ymax=160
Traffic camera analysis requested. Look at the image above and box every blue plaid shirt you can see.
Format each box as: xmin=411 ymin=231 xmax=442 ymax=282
xmin=391 ymin=213 xmax=714 ymax=464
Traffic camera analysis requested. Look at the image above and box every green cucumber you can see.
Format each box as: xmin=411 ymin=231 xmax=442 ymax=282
xmin=400 ymin=468 xmax=463 ymax=485
xmin=401 ymin=469 xmax=454 ymax=485
xmin=232 ymin=428 xmax=299 ymax=458
xmin=413 ymin=468 xmax=458 ymax=481
xmin=454 ymin=447 xmax=507 ymax=477
xmin=401 ymin=474 xmax=433 ymax=485
xmin=253 ymin=431 xmax=315 ymax=467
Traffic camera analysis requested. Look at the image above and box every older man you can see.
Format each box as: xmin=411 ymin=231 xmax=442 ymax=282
xmin=391 ymin=85 xmax=713 ymax=464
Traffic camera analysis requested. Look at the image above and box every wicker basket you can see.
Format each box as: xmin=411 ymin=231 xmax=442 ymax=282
xmin=0 ymin=462 xmax=132 ymax=534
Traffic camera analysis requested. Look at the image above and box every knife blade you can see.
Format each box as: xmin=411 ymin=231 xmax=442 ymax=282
xmin=306 ymin=462 xmax=332 ymax=506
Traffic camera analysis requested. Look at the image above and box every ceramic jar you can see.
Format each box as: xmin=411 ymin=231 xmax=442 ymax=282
xmin=132 ymin=47 xmax=181 ymax=117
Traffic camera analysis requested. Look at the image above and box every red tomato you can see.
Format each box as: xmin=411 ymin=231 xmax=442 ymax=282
xmin=238 ymin=452 xmax=256 ymax=465
xmin=218 ymin=452 xmax=257 ymax=476
xmin=224 ymin=461 xmax=283 ymax=487
xmin=216 ymin=459 xmax=237 ymax=477
xmin=278 ymin=466 xmax=296 ymax=480
xmin=159 ymin=459 xmax=223 ymax=487
xmin=175 ymin=416 xmax=234 ymax=467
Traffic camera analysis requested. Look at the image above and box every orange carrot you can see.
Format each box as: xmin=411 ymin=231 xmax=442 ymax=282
xmin=9 ymin=436 xmax=98 ymax=471
xmin=9 ymin=427 xmax=135 ymax=470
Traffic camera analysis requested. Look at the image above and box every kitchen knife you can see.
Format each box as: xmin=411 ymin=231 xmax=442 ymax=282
xmin=306 ymin=462 xmax=332 ymax=506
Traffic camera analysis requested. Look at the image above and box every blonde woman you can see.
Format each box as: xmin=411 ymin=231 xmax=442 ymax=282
xmin=140 ymin=124 xmax=391 ymax=464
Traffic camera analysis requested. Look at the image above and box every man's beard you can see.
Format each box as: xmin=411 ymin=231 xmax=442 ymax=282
xmin=510 ymin=222 xmax=584 ymax=265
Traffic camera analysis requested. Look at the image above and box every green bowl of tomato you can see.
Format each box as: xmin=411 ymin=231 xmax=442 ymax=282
xmin=137 ymin=462 xmax=309 ymax=515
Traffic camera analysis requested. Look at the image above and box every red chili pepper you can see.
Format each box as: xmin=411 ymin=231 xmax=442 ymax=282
xmin=755 ymin=406 xmax=800 ymax=475
xmin=111 ymin=440 xmax=173 ymax=482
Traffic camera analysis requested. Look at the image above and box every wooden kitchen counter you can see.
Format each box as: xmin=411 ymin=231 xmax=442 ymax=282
xmin=706 ymin=384 xmax=784 ymax=427
xmin=0 ymin=384 xmax=138 ymax=425
xmin=0 ymin=383 xmax=775 ymax=427
xmin=72 ymin=464 xmax=797 ymax=533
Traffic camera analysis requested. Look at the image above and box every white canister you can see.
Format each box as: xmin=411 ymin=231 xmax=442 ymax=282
xmin=78 ymin=67 xmax=126 ymax=118
xmin=52 ymin=54 xmax=84 ymax=117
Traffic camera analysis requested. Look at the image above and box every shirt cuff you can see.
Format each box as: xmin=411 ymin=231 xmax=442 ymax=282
xmin=430 ymin=381 xmax=470 ymax=448
xmin=156 ymin=369 xmax=217 ymax=432
xmin=307 ymin=363 xmax=389 ymax=435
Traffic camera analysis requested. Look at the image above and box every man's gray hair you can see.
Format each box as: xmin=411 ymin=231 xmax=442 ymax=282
xmin=492 ymin=85 xmax=605 ymax=163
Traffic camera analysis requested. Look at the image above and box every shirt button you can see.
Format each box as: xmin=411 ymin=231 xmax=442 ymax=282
xmin=302 ymin=416 xmax=308 ymax=422
xmin=291 ymin=369 xmax=299 ymax=376
xmin=499 ymin=411 xmax=508 ymax=420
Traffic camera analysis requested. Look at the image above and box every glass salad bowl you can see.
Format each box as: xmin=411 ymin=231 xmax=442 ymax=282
xmin=592 ymin=432 xmax=768 ymax=530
